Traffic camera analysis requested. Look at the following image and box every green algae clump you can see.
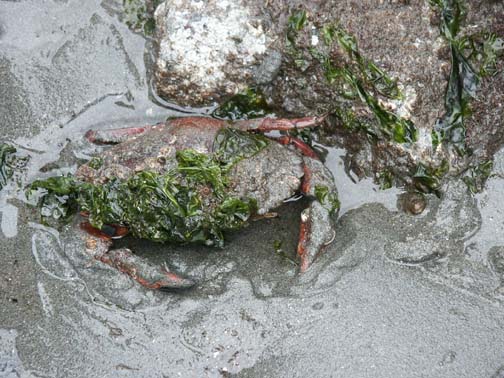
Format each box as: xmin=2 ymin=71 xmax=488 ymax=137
xmin=29 ymin=129 xmax=270 ymax=247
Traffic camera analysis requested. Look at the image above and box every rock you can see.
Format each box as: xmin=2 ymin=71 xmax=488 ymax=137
xmin=153 ymin=0 xmax=504 ymax=193
xmin=154 ymin=0 xmax=281 ymax=107
xmin=397 ymin=192 xmax=427 ymax=215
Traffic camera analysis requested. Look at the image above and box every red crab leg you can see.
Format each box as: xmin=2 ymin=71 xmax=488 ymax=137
xmin=81 ymin=222 xmax=194 ymax=290
xmin=97 ymin=248 xmax=195 ymax=291
xmin=233 ymin=115 xmax=327 ymax=132
xmin=274 ymin=135 xmax=320 ymax=160
xmin=296 ymin=201 xmax=336 ymax=272
xmin=299 ymin=163 xmax=316 ymax=272
xmin=301 ymin=164 xmax=312 ymax=195
xmin=80 ymin=222 xmax=114 ymax=241
xmin=297 ymin=211 xmax=311 ymax=272
xmin=80 ymin=222 xmax=129 ymax=240
xmin=85 ymin=123 xmax=162 ymax=144
xmin=297 ymin=156 xmax=338 ymax=270
xmin=271 ymin=137 xmax=337 ymax=271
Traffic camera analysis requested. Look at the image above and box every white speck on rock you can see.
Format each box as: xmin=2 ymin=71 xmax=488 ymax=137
xmin=381 ymin=85 xmax=417 ymax=120
xmin=416 ymin=127 xmax=433 ymax=151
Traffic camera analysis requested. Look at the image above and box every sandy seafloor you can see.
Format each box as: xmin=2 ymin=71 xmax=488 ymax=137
xmin=1 ymin=1 xmax=504 ymax=377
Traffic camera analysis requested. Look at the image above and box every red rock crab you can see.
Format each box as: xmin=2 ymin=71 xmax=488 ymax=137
xmin=75 ymin=116 xmax=338 ymax=290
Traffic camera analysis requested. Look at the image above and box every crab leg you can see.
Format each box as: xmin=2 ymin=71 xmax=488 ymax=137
xmin=297 ymin=200 xmax=336 ymax=271
xmin=297 ymin=158 xmax=339 ymax=271
xmin=272 ymin=137 xmax=338 ymax=271
xmin=274 ymin=135 xmax=319 ymax=159
xmin=233 ymin=115 xmax=327 ymax=132
xmin=81 ymin=222 xmax=195 ymax=290
xmin=85 ymin=123 xmax=162 ymax=144
xmin=96 ymin=248 xmax=195 ymax=291
xmin=298 ymin=156 xmax=339 ymax=271
xmin=80 ymin=221 xmax=129 ymax=240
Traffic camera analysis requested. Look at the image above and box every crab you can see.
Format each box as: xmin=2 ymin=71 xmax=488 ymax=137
xmin=77 ymin=116 xmax=339 ymax=290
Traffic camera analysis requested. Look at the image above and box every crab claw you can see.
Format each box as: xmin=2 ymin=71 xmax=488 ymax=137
xmin=297 ymin=201 xmax=336 ymax=272
xmin=85 ymin=124 xmax=158 ymax=145
xmin=297 ymin=153 xmax=339 ymax=271
xmin=98 ymin=248 xmax=195 ymax=291
xmin=275 ymin=135 xmax=319 ymax=159
xmin=82 ymin=222 xmax=194 ymax=291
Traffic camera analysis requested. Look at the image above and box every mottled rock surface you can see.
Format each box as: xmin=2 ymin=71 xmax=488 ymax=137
xmin=154 ymin=0 xmax=280 ymax=106
xmin=154 ymin=0 xmax=504 ymax=189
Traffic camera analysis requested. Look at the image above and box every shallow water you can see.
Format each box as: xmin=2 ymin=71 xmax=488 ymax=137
xmin=1 ymin=1 xmax=504 ymax=377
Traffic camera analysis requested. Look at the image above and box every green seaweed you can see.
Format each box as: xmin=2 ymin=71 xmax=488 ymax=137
xmin=310 ymin=27 xmax=403 ymax=100
xmin=333 ymin=28 xmax=402 ymax=100
xmin=377 ymin=170 xmax=393 ymax=190
xmin=122 ymin=0 xmax=163 ymax=36
xmin=462 ymin=160 xmax=493 ymax=194
xmin=478 ymin=33 xmax=504 ymax=76
xmin=298 ymin=17 xmax=416 ymax=143
xmin=29 ymin=130 xmax=270 ymax=247
xmin=285 ymin=9 xmax=311 ymax=71
xmin=458 ymin=32 xmax=504 ymax=77
xmin=429 ymin=0 xmax=466 ymax=41
xmin=287 ymin=9 xmax=307 ymax=43
xmin=321 ymin=24 xmax=337 ymax=46
xmin=288 ymin=9 xmax=307 ymax=32
xmin=29 ymin=175 xmax=80 ymax=224
xmin=39 ymin=193 xmax=77 ymax=221
xmin=432 ymin=44 xmax=479 ymax=154
xmin=273 ymin=239 xmax=283 ymax=255
xmin=30 ymin=175 xmax=78 ymax=196
xmin=412 ymin=160 xmax=449 ymax=195
xmin=76 ymin=167 xmax=256 ymax=246
xmin=272 ymin=239 xmax=298 ymax=266
xmin=429 ymin=0 xmax=480 ymax=155
xmin=177 ymin=149 xmax=227 ymax=195
xmin=314 ymin=185 xmax=340 ymax=214
xmin=212 ymin=88 xmax=271 ymax=121
xmin=213 ymin=127 xmax=269 ymax=170
xmin=331 ymin=106 xmax=376 ymax=138
xmin=88 ymin=157 xmax=103 ymax=170
xmin=430 ymin=0 xmax=503 ymax=155
xmin=350 ymin=77 xmax=417 ymax=143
